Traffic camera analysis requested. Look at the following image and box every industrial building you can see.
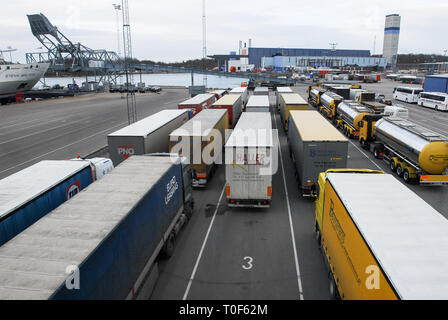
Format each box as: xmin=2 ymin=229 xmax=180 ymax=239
xmin=248 ymin=47 xmax=371 ymax=68
xmin=424 ymin=74 xmax=448 ymax=94
xmin=261 ymin=55 xmax=387 ymax=71
xmin=382 ymin=14 xmax=401 ymax=68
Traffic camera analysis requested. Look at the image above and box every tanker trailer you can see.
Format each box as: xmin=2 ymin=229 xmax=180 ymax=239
xmin=309 ymin=87 xmax=326 ymax=107
xmin=336 ymin=101 xmax=372 ymax=139
xmin=369 ymin=117 xmax=448 ymax=184
xmin=319 ymin=92 xmax=343 ymax=120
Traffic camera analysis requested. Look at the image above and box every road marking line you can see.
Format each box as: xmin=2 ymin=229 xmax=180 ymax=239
xmin=348 ymin=140 xmax=383 ymax=171
xmin=0 ymin=121 xmax=127 ymax=175
xmin=182 ymin=184 xmax=226 ymax=300
xmin=273 ymin=112 xmax=304 ymax=300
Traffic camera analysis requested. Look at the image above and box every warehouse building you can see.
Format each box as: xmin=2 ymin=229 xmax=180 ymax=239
xmin=248 ymin=47 xmax=371 ymax=68
xmin=424 ymin=74 xmax=448 ymax=94
xmin=261 ymin=55 xmax=387 ymax=71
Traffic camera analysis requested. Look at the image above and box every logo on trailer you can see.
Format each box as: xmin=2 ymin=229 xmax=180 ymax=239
xmin=117 ymin=145 xmax=135 ymax=159
xmin=165 ymin=176 xmax=179 ymax=205
xmin=66 ymin=180 xmax=81 ymax=200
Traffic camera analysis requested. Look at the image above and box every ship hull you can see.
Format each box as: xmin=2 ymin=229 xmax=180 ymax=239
xmin=0 ymin=62 xmax=49 ymax=95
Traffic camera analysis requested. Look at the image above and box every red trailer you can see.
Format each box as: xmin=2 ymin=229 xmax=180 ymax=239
xmin=178 ymin=93 xmax=216 ymax=116
xmin=210 ymin=94 xmax=242 ymax=128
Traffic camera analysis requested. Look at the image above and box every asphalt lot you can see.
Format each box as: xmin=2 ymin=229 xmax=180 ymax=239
xmin=1 ymin=81 xmax=448 ymax=300
xmin=0 ymin=89 xmax=190 ymax=179
xmin=152 ymin=86 xmax=448 ymax=300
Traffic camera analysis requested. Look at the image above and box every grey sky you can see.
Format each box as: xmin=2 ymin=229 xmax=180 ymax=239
xmin=2 ymin=0 xmax=447 ymax=63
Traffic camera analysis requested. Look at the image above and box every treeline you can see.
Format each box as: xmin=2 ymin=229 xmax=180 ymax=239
xmin=139 ymin=58 xmax=217 ymax=69
xmin=397 ymin=54 xmax=448 ymax=65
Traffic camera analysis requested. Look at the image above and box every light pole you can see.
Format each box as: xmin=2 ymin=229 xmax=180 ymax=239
xmin=113 ymin=4 xmax=122 ymax=58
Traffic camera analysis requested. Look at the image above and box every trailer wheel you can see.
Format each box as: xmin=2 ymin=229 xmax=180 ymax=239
xmin=329 ymin=275 xmax=340 ymax=300
xmin=389 ymin=159 xmax=396 ymax=171
xmin=373 ymin=147 xmax=381 ymax=159
xmin=161 ymin=233 xmax=176 ymax=259
xmin=396 ymin=164 xmax=403 ymax=177
xmin=403 ymin=169 xmax=411 ymax=184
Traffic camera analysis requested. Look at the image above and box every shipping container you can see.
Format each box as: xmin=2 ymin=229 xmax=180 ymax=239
xmin=178 ymin=93 xmax=216 ymax=115
xmin=254 ymin=87 xmax=269 ymax=96
xmin=0 ymin=155 xmax=193 ymax=300
xmin=210 ymin=94 xmax=242 ymax=128
xmin=279 ymin=93 xmax=309 ymax=130
xmin=229 ymin=87 xmax=248 ymax=106
xmin=108 ymin=109 xmax=192 ymax=166
xmin=169 ymin=109 xmax=229 ymax=187
xmin=0 ymin=158 xmax=113 ymax=247
xmin=288 ymin=110 xmax=348 ymax=197
xmin=315 ymin=171 xmax=448 ymax=299
xmin=246 ymin=95 xmax=270 ymax=112
xmin=225 ymin=112 xmax=275 ymax=207
xmin=276 ymin=86 xmax=293 ymax=108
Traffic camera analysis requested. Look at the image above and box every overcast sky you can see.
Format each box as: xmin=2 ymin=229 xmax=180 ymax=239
xmin=2 ymin=0 xmax=447 ymax=63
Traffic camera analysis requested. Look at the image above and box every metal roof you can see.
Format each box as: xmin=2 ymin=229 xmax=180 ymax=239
xmin=212 ymin=94 xmax=241 ymax=106
xmin=225 ymin=112 xmax=272 ymax=148
xmin=280 ymin=93 xmax=307 ymax=105
xmin=108 ymin=110 xmax=189 ymax=137
xmin=170 ymin=109 xmax=227 ymax=137
xmin=289 ymin=110 xmax=347 ymax=142
xmin=178 ymin=93 xmax=215 ymax=106
xmin=327 ymin=172 xmax=448 ymax=300
xmin=246 ymin=96 xmax=270 ymax=108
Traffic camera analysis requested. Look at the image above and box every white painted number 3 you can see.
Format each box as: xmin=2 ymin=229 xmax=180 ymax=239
xmin=242 ymin=256 xmax=253 ymax=270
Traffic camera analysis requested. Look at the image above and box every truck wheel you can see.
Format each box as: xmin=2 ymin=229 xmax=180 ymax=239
xmin=403 ymin=169 xmax=411 ymax=184
xmin=329 ymin=275 xmax=340 ymax=300
xmin=161 ymin=233 xmax=176 ymax=259
xmin=373 ymin=147 xmax=381 ymax=159
xmin=389 ymin=159 xmax=396 ymax=171
xmin=396 ymin=164 xmax=403 ymax=176
xmin=315 ymin=228 xmax=321 ymax=245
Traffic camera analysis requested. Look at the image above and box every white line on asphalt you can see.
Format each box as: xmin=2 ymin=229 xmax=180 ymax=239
xmin=273 ymin=112 xmax=304 ymax=300
xmin=348 ymin=140 xmax=383 ymax=171
xmin=0 ymin=121 xmax=127 ymax=175
xmin=182 ymin=184 xmax=226 ymax=300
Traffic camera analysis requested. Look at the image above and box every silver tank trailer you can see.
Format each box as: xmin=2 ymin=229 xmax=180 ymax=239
xmin=374 ymin=117 xmax=448 ymax=173
xmin=337 ymin=101 xmax=370 ymax=129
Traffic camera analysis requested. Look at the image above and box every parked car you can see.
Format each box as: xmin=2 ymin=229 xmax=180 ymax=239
xmin=52 ymin=84 xmax=64 ymax=90
xmin=150 ymin=86 xmax=162 ymax=93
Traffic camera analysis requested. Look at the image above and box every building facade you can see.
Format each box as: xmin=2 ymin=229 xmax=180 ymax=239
xmin=382 ymin=14 xmax=401 ymax=68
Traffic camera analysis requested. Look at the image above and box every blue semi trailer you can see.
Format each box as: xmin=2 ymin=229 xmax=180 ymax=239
xmin=0 ymin=155 xmax=193 ymax=299
xmin=0 ymin=158 xmax=113 ymax=247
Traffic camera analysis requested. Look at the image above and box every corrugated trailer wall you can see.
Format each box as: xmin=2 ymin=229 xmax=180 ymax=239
xmin=0 ymin=156 xmax=184 ymax=299
xmin=0 ymin=164 xmax=93 ymax=247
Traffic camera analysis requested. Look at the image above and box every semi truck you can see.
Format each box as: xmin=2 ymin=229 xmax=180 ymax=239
xmin=0 ymin=158 xmax=113 ymax=247
xmin=107 ymin=109 xmax=192 ymax=166
xmin=254 ymin=87 xmax=269 ymax=96
xmin=355 ymin=91 xmax=386 ymax=114
xmin=288 ymin=110 xmax=348 ymax=197
xmin=229 ymin=87 xmax=248 ymax=106
xmin=358 ymin=117 xmax=448 ymax=184
xmin=315 ymin=170 xmax=448 ymax=299
xmin=210 ymin=94 xmax=242 ymax=128
xmin=169 ymin=109 xmax=229 ymax=187
xmin=246 ymin=95 xmax=270 ymax=112
xmin=319 ymin=92 xmax=344 ymax=120
xmin=279 ymin=93 xmax=309 ymax=131
xmin=321 ymin=84 xmax=350 ymax=100
xmin=225 ymin=112 xmax=275 ymax=207
xmin=308 ymin=86 xmax=326 ymax=107
xmin=276 ymin=86 xmax=293 ymax=109
xmin=0 ymin=155 xmax=193 ymax=300
xmin=335 ymin=101 xmax=372 ymax=139
xmin=178 ymin=93 xmax=216 ymax=116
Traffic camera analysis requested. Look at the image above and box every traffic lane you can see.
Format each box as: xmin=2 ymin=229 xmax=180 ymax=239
xmin=0 ymin=89 xmax=189 ymax=179
xmin=183 ymin=164 xmax=301 ymax=300
xmin=151 ymin=165 xmax=228 ymax=300
xmin=271 ymin=109 xmax=329 ymax=300
xmin=179 ymin=98 xmax=302 ymax=300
